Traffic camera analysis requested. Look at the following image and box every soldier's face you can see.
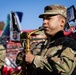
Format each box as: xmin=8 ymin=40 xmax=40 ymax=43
xmin=43 ymin=15 xmax=63 ymax=36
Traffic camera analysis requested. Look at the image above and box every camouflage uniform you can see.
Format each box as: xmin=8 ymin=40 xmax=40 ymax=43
xmin=16 ymin=4 xmax=76 ymax=75
xmin=16 ymin=31 xmax=76 ymax=75
xmin=0 ymin=44 xmax=6 ymax=75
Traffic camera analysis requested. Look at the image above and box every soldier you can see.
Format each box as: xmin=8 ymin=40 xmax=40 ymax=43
xmin=0 ymin=44 xmax=6 ymax=75
xmin=30 ymin=30 xmax=47 ymax=50
xmin=31 ymin=30 xmax=47 ymax=43
xmin=16 ymin=4 xmax=76 ymax=75
xmin=30 ymin=30 xmax=47 ymax=55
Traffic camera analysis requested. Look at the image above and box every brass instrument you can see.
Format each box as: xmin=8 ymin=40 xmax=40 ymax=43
xmin=26 ymin=26 xmax=44 ymax=53
xmin=11 ymin=26 xmax=44 ymax=75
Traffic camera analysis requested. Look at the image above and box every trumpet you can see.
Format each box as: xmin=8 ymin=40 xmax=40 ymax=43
xmin=25 ymin=26 xmax=44 ymax=53
xmin=12 ymin=26 xmax=44 ymax=75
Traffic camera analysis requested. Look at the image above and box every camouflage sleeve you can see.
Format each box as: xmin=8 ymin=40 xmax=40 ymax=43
xmin=33 ymin=48 xmax=76 ymax=75
xmin=55 ymin=47 xmax=76 ymax=75
xmin=0 ymin=45 xmax=6 ymax=68
xmin=33 ymin=55 xmax=53 ymax=72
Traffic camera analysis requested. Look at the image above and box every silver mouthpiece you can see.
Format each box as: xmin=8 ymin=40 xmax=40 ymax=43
xmin=38 ymin=26 xmax=44 ymax=31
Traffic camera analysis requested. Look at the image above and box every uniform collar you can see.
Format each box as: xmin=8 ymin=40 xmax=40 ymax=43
xmin=48 ymin=31 xmax=65 ymax=41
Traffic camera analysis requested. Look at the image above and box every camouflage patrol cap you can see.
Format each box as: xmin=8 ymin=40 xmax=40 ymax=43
xmin=39 ymin=4 xmax=67 ymax=18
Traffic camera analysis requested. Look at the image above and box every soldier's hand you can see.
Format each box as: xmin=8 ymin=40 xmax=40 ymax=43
xmin=25 ymin=53 xmax=35 ymax=64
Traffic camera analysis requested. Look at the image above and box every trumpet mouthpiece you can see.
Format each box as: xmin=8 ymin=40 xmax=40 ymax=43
xmin=38 ymin=26 xmax=44 ymax=31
